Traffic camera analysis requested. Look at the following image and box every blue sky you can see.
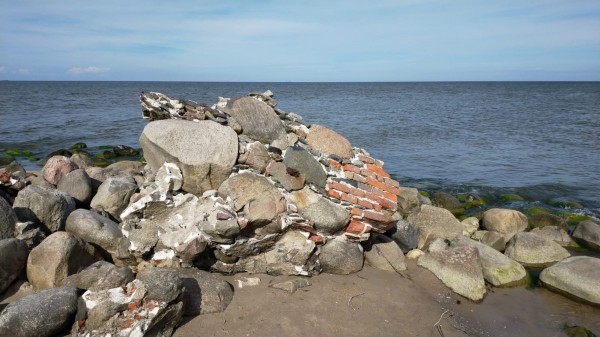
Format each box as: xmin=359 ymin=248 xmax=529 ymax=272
xmin=1 ymin=0 xmax=599 ymax=81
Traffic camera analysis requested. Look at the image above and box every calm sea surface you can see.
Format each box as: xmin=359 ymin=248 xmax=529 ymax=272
xmin=1 ymin=81 xmax=599 ymax=214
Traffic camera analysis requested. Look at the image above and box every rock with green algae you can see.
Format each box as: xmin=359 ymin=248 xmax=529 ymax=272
xmin=563 ymin=325 xmax=597 ymax=337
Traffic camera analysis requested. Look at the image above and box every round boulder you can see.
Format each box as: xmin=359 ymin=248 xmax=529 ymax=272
xmin=0 ymin=238 xmax=29 ymax=294
xmin=406 ymin=204 xmax=462 ymax=249
xmin=504 ymin=232 xmax=570 ymax=268
xmin=57 ymin=168 xmax=93 ymax=206
xmin=319 ymin=236 xmax=363 ymax=274
xmin=137 ymin=267 xmax=184 ymax=303
xmin=90 ymin=175 xmax=138 ymax=221
xmin=13 ymin=185 xmax=76 ymax=233
xmin=178 ymin=268 xmax=234 ymax=316
xmin=65 ymin=209 xmax=123 ymax=257
xmin=306 ymin=124 xmax=353 ymax=160
xmin=482 ymin=208 xmax=528 ymax=237
xmin=288 ymin=186 xmax=350 ymax=234
xmin=42 ymin=155 xmax=78 ymax=185
xmin=539 ymin=256 xmax=600 ymax=306
xmin=571 ymin=220 xmax=600 ymax=251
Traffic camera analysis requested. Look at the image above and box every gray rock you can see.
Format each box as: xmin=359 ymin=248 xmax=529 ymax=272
xmin=222 ymin=96 xmax=288 ymax=148
xmin=530 ymin=226 xmax=573 ymax=247
xmin=65 ymin=209 xmax=122 ymax=258
xmin=178 ymin=268 xmax=234 ymax=316
xmin=431 ymin=191 xmax=462 ymax=213
xmin=90 ymin=175 xmax=138 ymax=221
xmin=319 ymin=236 xmax=363 ymax=275
xmin=243 ymin=141 xmax=271 ymax=173
xmin=283 ymin=145 xmax=327 ymax=189
xmin=42 ymin=155 xmax=78 ymax=185
xmin=13 ymin=184 xmax=76 ymax=233
xmin=57 ymin=168 xmax=93 ymax=206
xmin=137 ymin=267 xmax=184 ymax=303
xmin=482 ymin=208 xmax=528 ymax=237
xmin=263 ymin=230 xmax=317 ymax=275
xmin=406 ymin=204 xmax=463 ymax=249
xmin=69 ymin=152 xmax=95 ymax=169
xmin=386 ymin=219 xmax=419 ymax=253
xmin=397 ymin=187 xmax=422 ymax=215
xmin=504 ymin=232 xmax=570 ymax=268
xmin=428 ymin=238 xmax=449 ymax=252
xmin=364 ymin=235 xmax=407 ymax=273
xmin=62 ymin=261 xmax=134 ymax=291
xmin=0 ymin=238 xmax=28 ymax=293
xmin=218 ymin=172 xmax=285 ymax=228
xmin=0 ymin=197 xmax=17 ymax=239
xmin=27 ymin=231 xmax=99 ymax=290
xmin=461 ymin=217 xmax=480 ymax=237
xmin=270 ymin=278 xmax=311 ymax=294
xmin=471 ymin=230 xmax=508 ymax=252
xmin=0 ymin=286 xmax=78 ymax=337
xmin=539 ymin=256 xmax=600 ymax=306
xmin=140 ymin=119 xmax=238 ymax=195
xmin=15 ymin=226 xmax=46 ymax=249
xmin=528 ymin=213 xmax=568 ymax=230
xmin=288 ymin=186 xmax=350 ymax=234
xmin=417 ymin=246 xmax=486 ymax=302
xmin=266 ymin=161 xmax=305 ymax=191
xmin=451 ymin=236 xmax=527 ymax=287
xmin=305 ymin=124 xmax=353 ymax=160
xmin=571 ymin=220 xmax=600 ymax=251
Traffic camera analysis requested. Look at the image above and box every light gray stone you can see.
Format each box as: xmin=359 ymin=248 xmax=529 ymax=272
xmin=266 ymin=161 xmax=305 ymax=191
xmin=306 ymin=124 xmax=353 ymax=160
xmin=61 ymin=260 xmax=134 ymax=291
xmin=283 ymin=145 xmax=327 ymax=189
xmin=504 ymin=232 xmax=570 ymax=268
xmin=364 ymin=235 xmax=406 ymax=273
xmin=13 ymin=185 xmax=76 ymax=233
xmin=417 ymin=246 xmax=486 ymax=302
xmin=263 ymin=230 xmax=316 ymax=275
xmin=65 ymin=209 xmax=122 ymax=257
xmin=319 ymin=236 xmax=363 ymax=275
xmin=571 ymin=220 xmax=600 ymax=251
xmin=288 ymin=186 xmax=350 ymax=234
xmin=179 ymin=268 xmax=234 ymax=316
xmin=270 ymin=278 xmax=311 ymax=294
xmin=0 ymin=238 xmax=28 ymax=293
xmin=461 ymin=217 xmax=480 ymax=237
xmin=90 ymin=175 xmax=138 ymax=221
xmin=57 ymin=168 xmax=92 ymax=206
xmin=472 ymin=230 xmax=508 ymax=252
xmin=539 ymin=256 xmax=600 ymax=306
xmin=482 ymin=208 xmax=528 ymax=237
xmin=26 ymin=231 xmax=99 ymax=290
xmin=406 ymin=204 xmax=462 ymax=249
xmin=528 ymin=213 xmax=568 ymax=230
xmin=140 ymin=119 xmax=238 ymax=195
xmin=0 ymin=286 xmax=78 ymax=337
xmin=397 ymin=187 xmax=421 ymax=215
xmin=451 ymin=236 xmax=527 ymax=287
xmin=530 ymin=226 xmax=573 ymax=247
xmin=0 ymin=197 xmax=16 ymax=239
xmin=244 ymin=141 xmax=270 ymax=173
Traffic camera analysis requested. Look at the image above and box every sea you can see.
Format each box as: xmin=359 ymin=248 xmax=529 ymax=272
xmin=1 ymin=81 xmax=599 ymax=217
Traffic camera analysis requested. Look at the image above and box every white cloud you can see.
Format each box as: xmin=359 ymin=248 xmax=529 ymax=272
xmin=67 ymin=66 xmax=110 ymax=75
xmin=0 ymin=66 xmax=5 ymax=73
xmin=15 ymin=68 xmax=30 ymax=75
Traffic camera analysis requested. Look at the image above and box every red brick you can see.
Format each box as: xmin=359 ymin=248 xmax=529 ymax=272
xmin=362 ymin=210 xmax=394 ymax=223
xmin=366 ymin=164 xmax=390 ymax=178
xmin=383 ymin=191 xmax=398 ymax=203
xmin=341 ymin=193 xmax=358 ymax=204
xmin=344 ymin=171 xmax=355 ymax=180
xmin=350 ymin=208 xmax=363 ymax=216
xmin=360 ymin=169 xmax=377 ymax=180
xmin=127 ymin=301 xmax=142 ymax=311
xmin=328 ymin=159 xmax=342 ymax=170
xmin=357 ymin=198 xmax=376 ymax=209
xmin=372 ymin=203 xmax=383 ymax=211
xmin=351 ymin=174 xmax=367 ymax=184
xmin=384 ymin=177 xmax=400 ymax=188
xmin=367 ymin=193 xmax=397 ymax=210
xmin=327 ymin=189 xmax=343 ymax=199
xmin=367 ymin=179 xmax=400 ymax=195
xmin=346 ymin=220 xmax=367 ymax=234
xmin=347 ymin=186 xmax=366 ymax=198
xmin=121 ymin=319 xmax=136 ymax=329
xmin=308 ymin=233 xmax=325 ymax=244
xmin=331 ymin=182 xmax=352 ymax=194
xmin=343 ymin=164 xmax=362 ymax=174
xmin=357 ymin=154 xmax=375 ymax=164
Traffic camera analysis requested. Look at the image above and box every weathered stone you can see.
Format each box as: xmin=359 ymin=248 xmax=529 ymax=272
xmin=57 ymin=168 xmax=93 ymax=206
xmin=406 ymin=249 xmax=424 ymax=260
xmin=263 ymin=230 xmax=316 ymax=275
xmin=406 ymin=205 xmax=462 ymax=249
xmin=102 ymin=160 xmax=145 ymax=177
xmin=90 ymin=175 xmax=138 ymax=221
xmin=62 ymin=261 xmax=134 ymax=291
xmin=0 ymin=286 xmax=78 ymax=337
xmin=0 ymin=238 xmax=28 ymax=293
xmin=319 ymin=236 xmax=363 ymax=275
xmin=482 ymin=208 xmax=528 ymax=237
xmin=243 ymin=141 xmax=271 ymax=173
xmin=306 ymin=124 xmax=353 ymax=160
xmin=451 ymin=235 xmax=527 ymax=287
xmin=137 ymin=267 xmax=183 ymax=303
xmin=288 ymin=186 xmax=350 ymax=234
xmin=140 ymin=119 xmax=238 ymax=195
xmin=27 ymin=231 xmax=98 ymax=290
xmin=540 ymin=256 xmax=600 ymax=306
xmin=65 ymin=209 xmax=122 ymax=258
xmin=283 ymin=145 xmax=327 ymax=189
xmin=218 ymin=172 xmax=285 ymax=227
xmin=270 ymin=278 xmax=311 ymax=294
xmin=0 ymin=197 xmax=17 ymax=239
xmin=222 ymin=96 xmax=288 ymax=148
xmin=528 ymin=213 xmax=568 ymax=230
xmin=267 ymin=161 xmax=305 ymax=191
xmin=386 ymin=219 xmax=418 ymax=253
xmin=69 ymin=152 xmax=95 ymax=169
xmin=217 ymin=234 xmax=280 ymax=259
xmin=42 ymin=155 xmax=78 ymax=185
xmin=178 ymin=268 xmax=234 ymax=316
xmin=530 ymin=226 xmax=573 ymax=247
xmin=571 ymin=220 xmax=600 ymax=251
xmin=417 ymin=246 xmax=486 ymax=302
xmin=431 ymin=191 xmax=462 ymax=213
xmin=471 ymin=230 xmax=508 ymax=252
xmin=428 ymin=238 xmax=449 ymax=252
xmin=504 ymin=232 xmax=570 ymax=268
xmin=13 ymin=185 xmax=76 ymax=233
xmin=461 ymin=217 xmax=480 ymax=237
xmin=364 ymin=235 xmax=406 ymax=273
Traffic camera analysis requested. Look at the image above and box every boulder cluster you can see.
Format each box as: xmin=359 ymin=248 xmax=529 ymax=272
xmin=1 ymin=90 xmax=600 ymax=336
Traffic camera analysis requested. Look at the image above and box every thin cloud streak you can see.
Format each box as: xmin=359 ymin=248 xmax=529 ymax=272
xmin=67 ymin=66 xmax=111 ymax=75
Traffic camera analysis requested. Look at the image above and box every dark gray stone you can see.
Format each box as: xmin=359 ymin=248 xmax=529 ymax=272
xmin=528 ymin=213 xmax=568 ymax=230
xmin=319 ymin=236 xmax=363 ymax=275
xmin=13 ymin=185 xmax=76 ymax=233
xmin=65 ymin=208 xmax=122 ymax=258
xmin=431 ymin=191 xmax=462 ymax=212
xmin=288 ymin=187 xmax=349 ymax=235
xmin=90 ymin=175 xmax=138 ymax=221
xmin=0 ymin=238 xmax=28 ymax=293
xmin=283 ymin=145 xmax=327 ymax=189
xmin=572 ymin=220 xmax=600 ymax=252
xmin=0 ymin=286 xmax=78 ymax=337
xmin=0 ymin=197 xmax=16 ymax=239
xmin=386 ymin=219 xmax=419 ymax=253
xmin=62 ymin=261 xmax=134 ymax=291
xmin=137 ymin=267 xmax=183 ymax=303
xmin=57 ymin=168 xmax=93 ymax=206
xmin=179 ymin=268 xmax=234 ymax=316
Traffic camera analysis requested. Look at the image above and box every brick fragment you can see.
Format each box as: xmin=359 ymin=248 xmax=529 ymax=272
xmin=343 ymin=164 xmax=362 ymax=174
xmin=327 ymin=189 xmax=343 ymax=199
xmin=341 ymin=193 xmax=358 ymax=204
xmin=384 ymin=177 xmax=400 ymax=188
xmin=350 ymin=208 xmax=363 ymax=217
xmin=121 ymin=319 xmax=136 ymax=329
xmin=366 ymin=164 xmax=390 ymax=178
xmin=362 ymin=209 xmax=394 ymax=223
xmin=346 ymin=219 xmax=372 ymax=235
xmin=360 ymin=169 xmax=377 ymax=180
xmin=328 ymin=159 xmax=342 ymax=170
xmin=383 ymin=191 xmax=398 ymax=203
xmin=357 ymin=154 xmax=375 ymax=164
xmin=308 ymin=233 xmax=325 ymax=244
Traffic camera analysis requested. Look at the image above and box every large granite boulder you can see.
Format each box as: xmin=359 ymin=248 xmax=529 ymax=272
xmin=0 ymin=197 xmax=16 ymax=239
xmin=417 ymin=246 xmax=486 ymax=302
xmin=222 ymin=96 xmax=288 ymax=149
xmin=13 ymin=185 xmax=76 ymax=233
xmin=364 ymin=235 xmax=406 ymax=273
xmin=179 ymin=268 xmax=234 ymax=316
xmin=539 ymin=256 xmax=600 ymax=306
xmin=62 ymin=260 xmax=134 ymax=291
xmin=571 ymin=220 xmax=600 ymax=251
xmin=283 ymin=145 xmax=327 ymax=189
xmin=57 ymin=168 xmax=93 ymax=206
xmin=65 ymin=209 xmax=123 ymax=259
xmin=504 ymin=232 xmax=570 ymax=268
xmin=451 ymin=235 xmax=527 ymax=287
xmin=0 ymin=286 xmax=78 ymax=337
xmin=288 ymin=186 xmax=350 ymax=234
xmin=42 ymin=155 xmax=78 ymax=185
xmin=90 ymin=175 xmax=138 ymax=221
xmin=306 ymin=124 xmax=353 ymax=159
xmin=140 ymin=119 xmax=238 ymax=195
xmin=27 ymin=231 xmax=99 ymax=290
xmin=319 ymin=236 xmax=363 ymax=274
xmin=482 ymin=208 xmax=528 ymax=237
xmin=406 ymin=204 xmax=462 ymax=249
xmin=0 ymin=238 xmax=28 ymax=293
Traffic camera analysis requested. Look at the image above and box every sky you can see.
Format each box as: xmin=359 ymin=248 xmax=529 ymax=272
xmin=0 ymin=0 xmax=599 ymax=81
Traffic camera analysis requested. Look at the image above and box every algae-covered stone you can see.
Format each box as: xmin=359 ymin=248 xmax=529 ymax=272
xmin=571 ymin=220 xmax=600 ymax=251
